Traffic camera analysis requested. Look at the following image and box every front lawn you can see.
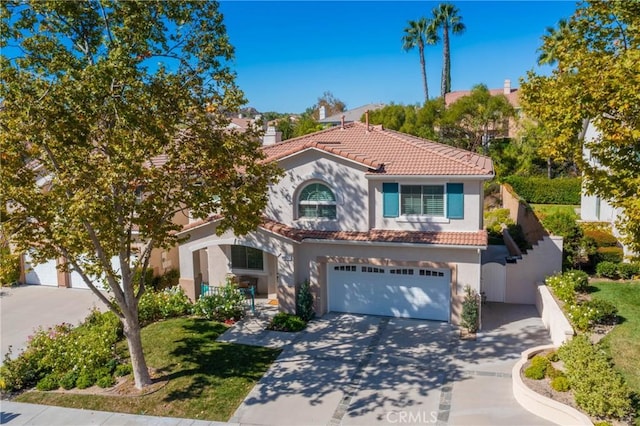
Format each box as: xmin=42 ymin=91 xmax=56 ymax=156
xmin=15 ymin=318 xmax=280 ymax=421
xmin=589 ymin=280 xmax=640 ymax=393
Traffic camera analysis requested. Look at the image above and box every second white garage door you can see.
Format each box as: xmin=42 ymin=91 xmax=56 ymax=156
xmin=328 ymin=264 xmax=451 ymax=321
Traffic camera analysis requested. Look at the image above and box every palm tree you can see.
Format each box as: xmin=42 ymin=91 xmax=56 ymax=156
xmin=402 ymin=17 xmax=438 ymax=103
xmin=432 ymin=3 xmax=465 ymax=97
xmin=537 ymin=19 xmax=569 ymax=71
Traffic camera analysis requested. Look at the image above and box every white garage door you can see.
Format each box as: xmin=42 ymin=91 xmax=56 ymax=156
xmin=328 ymin=264 xmax=451 ymax=321
xmin=70 ymin=256 xmax=121 ymax=289
xmin=24 ymin=254 xmax=58 ymax=286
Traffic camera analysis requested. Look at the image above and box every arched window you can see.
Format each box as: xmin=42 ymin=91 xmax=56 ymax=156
xmin=298 ymin=183 xmax=337 ymax=219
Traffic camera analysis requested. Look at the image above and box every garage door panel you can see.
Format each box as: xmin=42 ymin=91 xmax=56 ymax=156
xmin=328 ymin=265 xmax=450 ymax=321
xmin=24 ymin=255 xmax=58 ymax=286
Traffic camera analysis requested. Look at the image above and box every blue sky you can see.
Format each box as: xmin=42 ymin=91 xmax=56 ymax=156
xmin=218 ymin=1 xmax=578 ymax=113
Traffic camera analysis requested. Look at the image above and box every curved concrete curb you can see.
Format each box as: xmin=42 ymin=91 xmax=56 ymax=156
xmin=512 ymin=344 xmax=593 ymax=426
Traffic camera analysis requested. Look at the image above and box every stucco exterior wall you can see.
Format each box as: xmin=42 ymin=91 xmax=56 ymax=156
xmin=374 ymin=179 xmax=484 ymax=232
xmin=265 ymin=150 xmax=370 ymax=232
xmin=505 ymin=236 xmax=563 ymax=304
xmin=178 ymin=222 xmax=297 ymax=302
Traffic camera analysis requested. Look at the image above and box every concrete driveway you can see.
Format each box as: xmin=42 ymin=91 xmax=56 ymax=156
xmin=0 ymin=285 xmax=106 ymax=362
xmin=229 ymin=303 xmax=555 ymax=426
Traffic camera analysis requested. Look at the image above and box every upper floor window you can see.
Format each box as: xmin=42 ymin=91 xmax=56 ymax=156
xmin=298 ymin=183 xmax=337 ymax=219
xmin=231 ymin=245 xmax=264 ymax=270
xmin=401 ymin=185 xmax=444 ymax=216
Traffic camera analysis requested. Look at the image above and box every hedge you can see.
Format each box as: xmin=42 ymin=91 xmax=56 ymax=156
xmin=502 ymin=176 xmax=581 ymax=205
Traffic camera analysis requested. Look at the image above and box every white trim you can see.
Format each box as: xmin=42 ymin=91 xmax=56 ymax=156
xmin=397 ymin=216 xmax=450 ymax=224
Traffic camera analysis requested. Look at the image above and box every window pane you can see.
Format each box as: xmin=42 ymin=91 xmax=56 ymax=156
xmin=423 ymin=185 xmax=444 ymax=216
xmin=401 ymin=185 xmax=422 ymax=215
xmin=300 ymin=183 xmax=335 ymax=202
xmin=299 ymin=204 xmax=317 ymax=218
xmin=231 ymin=245 xmax=247 ymax=269
xmin=318 ymin=205 xmax=337 ymax=219
xmin=246 ymin=247 xmax=264 ymax=270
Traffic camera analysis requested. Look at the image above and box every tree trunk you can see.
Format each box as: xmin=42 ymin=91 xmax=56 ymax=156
xmin=122 ymin=313 xmax=152 ymax=389
xmin=419 ymin=44 xmax=429 ymax=102
xmin=547 ymin=157 xmax=552 ymax=179
xmin=442 ymin=23 xmax=450 ymax=97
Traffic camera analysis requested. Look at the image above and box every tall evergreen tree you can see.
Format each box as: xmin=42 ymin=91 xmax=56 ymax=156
xmin=402 ymin=17 xmax=438 ymax=102
xmin=432 ymin=3 xmax=466 ymax=97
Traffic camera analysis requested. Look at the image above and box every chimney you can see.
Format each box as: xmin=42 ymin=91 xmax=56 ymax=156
xmin=365 ymin=110 xmax=370 ymax=131
xmin=340 ymin=115 xmax=345 ymax=129
xmin=504 ymin=79 xmax=511 ymax=95
xmin=319 ymin=105 xmax=326 ymax=120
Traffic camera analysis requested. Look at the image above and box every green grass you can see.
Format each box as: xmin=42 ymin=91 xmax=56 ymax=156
xmin=589 ymin=281 xmax=640 ymax=394
xmin=15 ymin=318 xmax=280 ymax=421
xmin=530 ymin=204 xmax=579 ymax=220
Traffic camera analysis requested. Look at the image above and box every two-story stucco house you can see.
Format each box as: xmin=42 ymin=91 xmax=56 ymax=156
xmin=177 ymin=119 xmax=494 ymax=324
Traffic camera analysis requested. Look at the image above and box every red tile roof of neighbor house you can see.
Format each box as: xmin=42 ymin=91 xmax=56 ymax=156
xmin=262 ymin=121 xmax=494 ymax=176
xmin=180 ymin=216 xmax=487 ymax=247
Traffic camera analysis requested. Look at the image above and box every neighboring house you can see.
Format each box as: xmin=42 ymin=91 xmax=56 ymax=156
xmin=318 ymin=103 xmax=386 ymax=127
xmin=444 ymin=79 xmax=521 ymax=139
xmin=177 ymin=118 xmax=494 ymax=324
xmin=228 ymin=114 xmax=282 ymax=146
xmin=579 ymin=120 xmax=635 ymax=258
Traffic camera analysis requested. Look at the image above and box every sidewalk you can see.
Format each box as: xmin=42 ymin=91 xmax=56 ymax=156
xmin=0 ymin=400 xmax=230 ymax=426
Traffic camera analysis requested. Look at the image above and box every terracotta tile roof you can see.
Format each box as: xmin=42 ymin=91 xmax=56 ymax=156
xmin=179 ymin=216 xmax=487 ymax=247
xmin=262 ymin=122 xmax=493 ymax=176
xmin=261 ymin=219 xmax=487 ymax=247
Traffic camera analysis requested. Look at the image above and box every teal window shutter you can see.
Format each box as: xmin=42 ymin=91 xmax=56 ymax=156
xmin=447 ymin=183 xmax=464 ymax=219
xmin=383 ymin=183 xmax=399 ymax=217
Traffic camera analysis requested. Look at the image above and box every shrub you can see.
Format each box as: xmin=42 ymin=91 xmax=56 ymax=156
xmin=296 ymin=280 xmax=315 ymax=322
xmin=138 ymin=286 xmax=193 ymax=326
xmin=564 ymin=270 xmax=589 ymax=292
xmin=193 ymin=280 xmax=246 ymax=322
xmin=558 ymin=335 xmax=633 ymax=418
xmin=545 ymin=273 xmax=576 ymax=304
xmin=583 ymin=229 xmax=618 ymax=247
xmin=0 ymin=309 xmax=121 ymax=393
xmin=36 ymin=374 xmax=59 ymax=391
xmin=551 ymin=376 xmax=570 ymax=392
xmin=267 ymin=312 xmax=307 ymax=332
xmin=617 ymin=262 xmax=640 ymax=280
xmin=546 ymin=364 xmax=563 ymax=379
xmin=546 ymin=351 xmax=559 ymax=362
xmin=114 ymin=363 xmax=132 ymax=377
xmin=0 ymin=348 xmax=44 ymax=392
xmin=566 ymin=303 xmax=594 ymax=331
xmin=59 ymin=371 xmax=78 ymax=390
xmin=502 ymin=176 xmax=581 ymax=204
xmin=596 ymin=246 xmax=624 ymax=264
xmin=460 ymin=286 xmax=480 ymax=333
xmin=96 ymin=374 xmax=115 ymax=388
xmin=484 ymin=208 xmax=513 ymax=235
xmin=596 ymin=261 xmax=618 ymax=279
xmin=154 ymin=268 xmax=180 ymax=291
xmin=586 ymin=299 xmax=618 ymax=325
xmin=524 ymin=355 xmax=550 ymax=380
xmin=75 ymin=371 xmax=95 ymax=389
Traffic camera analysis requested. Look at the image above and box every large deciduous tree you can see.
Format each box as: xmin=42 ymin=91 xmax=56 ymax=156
xmin=520 ymin=1 xmax=640 ymax=253
xmin=431 ymin=3 xmax=465 ymax=97
xmin=440 ymin=84 xmax=515 ymax=153
xmin=0 ymin=0 xmax=280 ymax=389
xmin=402 ymin=17 xmax=438 ymax=103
